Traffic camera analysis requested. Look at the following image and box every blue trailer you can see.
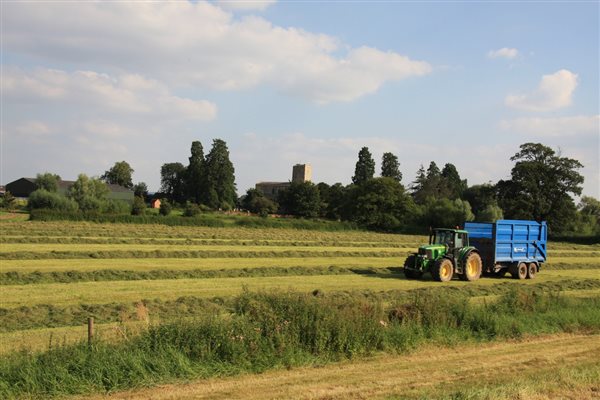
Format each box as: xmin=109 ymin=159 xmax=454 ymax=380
xmin=464 ymin=220 xmax=547 ymax=279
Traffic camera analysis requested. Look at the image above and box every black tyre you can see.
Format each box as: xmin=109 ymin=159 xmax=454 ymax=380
xmin=527 ymin=263 xmax=537 ymax=279
xmin=403 ymin=255 xmax=423 ymax=279
xmin=460 ymin=252 xmax=482 ymax=281
xmin=432 ymin=258 xmax=454 ymax=282
xmin=510 ymin=262 xmax=527 ymax=279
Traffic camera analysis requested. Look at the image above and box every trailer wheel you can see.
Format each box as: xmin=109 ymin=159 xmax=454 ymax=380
xmin=403 ymin=255 xmax=423 ymax=279
xmin=510 ymin=262 xmax=527 ymax=279
xmin=432 ymin=258 xmax=454 ymax=282
xmin=460 ymin=252 xmax=482 ymax=281
xmin=526 ymin=263 xmax=537 ymax=279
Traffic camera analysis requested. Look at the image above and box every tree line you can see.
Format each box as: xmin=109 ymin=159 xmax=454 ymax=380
xmin=6 ymin=138 xmax=599 ymax=236
xmin=240 ymin=143 xmax=598 ymax=236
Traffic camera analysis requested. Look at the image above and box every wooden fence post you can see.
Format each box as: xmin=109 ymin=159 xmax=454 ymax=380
xmin=88 ymin=317 xmax=94 ymax=345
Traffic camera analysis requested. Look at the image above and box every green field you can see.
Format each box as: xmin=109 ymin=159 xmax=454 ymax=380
xmin=1 ymin=219 xmax=599 ymax=398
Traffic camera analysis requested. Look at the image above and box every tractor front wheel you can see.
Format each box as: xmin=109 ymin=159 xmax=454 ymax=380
xmin=460 ymin=252 xmax=482 ymax=281
xmin=403 ymin=255 xmax=423 ymax=279
xmin=432 ymin=258 xmax=454 ymax=282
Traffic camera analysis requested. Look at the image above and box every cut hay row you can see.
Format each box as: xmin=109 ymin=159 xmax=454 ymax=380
xmin=2 ymin=269 xmax=599 ymax=310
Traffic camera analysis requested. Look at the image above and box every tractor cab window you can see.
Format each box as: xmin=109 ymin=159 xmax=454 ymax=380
xmin=433 ymin=231 xmax=454 ymax=247
xmin=456 ymin=232 xmax=468 ymax=248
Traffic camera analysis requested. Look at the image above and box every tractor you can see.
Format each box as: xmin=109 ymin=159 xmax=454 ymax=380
xmin=403 ymin=228 xmax=483 ymax=282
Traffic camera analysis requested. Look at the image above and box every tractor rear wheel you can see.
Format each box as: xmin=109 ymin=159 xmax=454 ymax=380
xmin=432 ymin=258 xmax=454 ymax=282
xmin=527 ymin=263 xmax=537 ymax=279
xmin=510 ymin=262 xmax=528 ymax=279
xmin=403 ymin=255 xmax=423 ymax=279
xmin=460 ymin=252 xmax=482 ymax=281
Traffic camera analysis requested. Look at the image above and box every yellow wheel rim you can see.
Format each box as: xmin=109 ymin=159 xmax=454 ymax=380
xmin=467 ymin=260 xmax=477 ymax=276
xmin=441 ymin=264 xmax=451 ymax=279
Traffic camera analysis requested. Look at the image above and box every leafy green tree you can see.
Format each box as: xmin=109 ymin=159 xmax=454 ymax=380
xmin=325 ymin=183 xmax=349 ymax=220
xmin=28 ymin=190 xmax=78 ymax=212
xmin=464 ymin=184 xmax=498 ymax=217
xmin=67 ymin=174 xmax=109 ymax=212
xmin=101 ymin=161 xmax=134 ymax=188
xmin=476 ymin=204 xmax=504 ymax=222
xmin=421 ymin=198 xmax=474 ymax=228
xmin=186 ymin=141 xmax=206 ymax=204
xmin=381 ymin=152 xmax=402 ymax=183
xmin=348 ymin=177 xmax=414 ymax=231
xmin=1 ymin=191 xmax=16 ymax=210
xmin=241 ymin=188 xmax=277 ymax=216
xmin=160 ymin=162 xmax=187 ymax=204
xmin=131 ymin=196 xmax=146 ymax=215
xmin=441 ymin=163 xmax=466 ymax=199
xmin=412 ymin=162 xmax=444 ymax=204
xmin=575 ymin=196 xmax=600 ymax=235
xmin=183 ymin=201 xmax=201 ymax=217
xmin=35 ymin=173 xmax=61 ymax=192
xmin=278 ymin=181 xmax=321 ymax=218
xmin=133 ymin=182 xmax=148 ymax=199
xmin=352 ymin=147 xmax=375 ymax=185
xmin=205 ymin=139 xmax=236 ymax=209
xmin=497 ymin=143 xmax=584 ymax=233
xmin=159 ymin=199 xmax=173 ymax=216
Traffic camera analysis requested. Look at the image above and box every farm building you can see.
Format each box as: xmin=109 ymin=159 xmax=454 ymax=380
xmin=150 ymin=199 xmax=161 ymax=208
xmin=5 ymin=177 xmax=134 ymax=202
xmin=255 ymin=164 xmax=312 ymax=200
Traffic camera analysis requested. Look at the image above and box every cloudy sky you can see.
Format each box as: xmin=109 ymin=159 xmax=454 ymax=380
xmin=2 ymin=1 xmax=598 ymax=197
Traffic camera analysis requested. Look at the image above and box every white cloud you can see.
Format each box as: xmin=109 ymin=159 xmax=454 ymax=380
xmin=505 ymin=69 xmax=578 ymax=112
xmin=15 ymin=121 xmax=51 ymax=136
xmin=500 ymin=115 xmax=600 ymax=136
xmin=2 ymin=1 xmax=431 ymax=103
xmin=215 ymin=0 xmax=277 ymax=11
xmin=3 ymin=68 xmax=217 ymax=121
xmin=488 ymin=47 xmax=519 ymax=59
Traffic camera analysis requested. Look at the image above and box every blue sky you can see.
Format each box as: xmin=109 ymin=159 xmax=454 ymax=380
xmin=2 ymin=1 xmax=598 ymax=198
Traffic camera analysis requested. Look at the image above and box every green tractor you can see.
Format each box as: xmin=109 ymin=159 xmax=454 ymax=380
xmin=404 ymin=228 xmax=483 ymax=282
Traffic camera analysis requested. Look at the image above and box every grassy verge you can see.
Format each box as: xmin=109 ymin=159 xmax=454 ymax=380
xmin=2 ymin=278 xmax=599 ymax=333
xmin=1 ymin=287 xmax=599 ymax=399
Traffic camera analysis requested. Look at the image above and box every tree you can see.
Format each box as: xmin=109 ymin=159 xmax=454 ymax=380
xmin=160 ymin=162 xmax=187 ymax=203
xmin=28 ymin=190 xmax=78 ymax=212
xmin=352 ymin=147 xmax=375 ymax=185
xmin=464 ymin=184 xmax=498 ymax=217
xmin=278 ymin=181 xmax=321 ymax=218
xmin=35 ymin=172 xmax=61 ymax=192
xmin=1 ymin=191 xmax=16 ymax=210
xmin=205 ymin=139 xmax=237 ymax=210
xmin=131 ymin=196 xmax=146 ymax=216
xmin=575 ymin=196 xmax=600 ymax=235
xmin=186 ymin=141 xmax=206 ymax=204
xmin=241 ymin=188 xmax=277 ymax=216
xmin=67 ymin=174 xmax=109 ymax=212
xmin=412 ymin=162 xmax=444 ymax=204
xmin=348 ymin=177 xmax=414 ymax=231
xmin=381 ymin=152 xmax=402 ymax=183
xmin=102 ymin=161 xmax=134 ymax=188
xmin=476 ymin=204 xmax=504 ymax=223
xmin=159 ymin=199 xmax=173 ymax=216
xmin=421 ymin=198 xmax=475 ymax=228
xmin=326 ymin=183 xmax=349 ymax=220
xmin=133 ymin=182 xmax=148 ymax=199
xmin=441 ymin=163 xmax=466 ymax=199
xmin=497 ymin=143 xmax=584 ymax=233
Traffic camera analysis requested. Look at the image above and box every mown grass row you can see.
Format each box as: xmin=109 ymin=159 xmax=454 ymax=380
xmin=0 ymin=236 xmax=418 ymax=247
xmin=0 ymin=249 xmax=411 ymax=260
xmin=0 ymin=265 xmax=397 ymax=285
xmin=1 ymin=262 xmax=598 ymax=285
xmin=2 ymin=287 xmax=600 ymax=399
xmin=3 ymin=279 xmax=599 ymax=333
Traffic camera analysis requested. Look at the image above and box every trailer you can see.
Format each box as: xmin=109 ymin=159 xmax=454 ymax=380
xmin=464 ymin=220 xmax=547 ymax=279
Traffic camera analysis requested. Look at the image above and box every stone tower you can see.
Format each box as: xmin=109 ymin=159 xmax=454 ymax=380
xmin=292 ymin=164 xmax=312 ymax=183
